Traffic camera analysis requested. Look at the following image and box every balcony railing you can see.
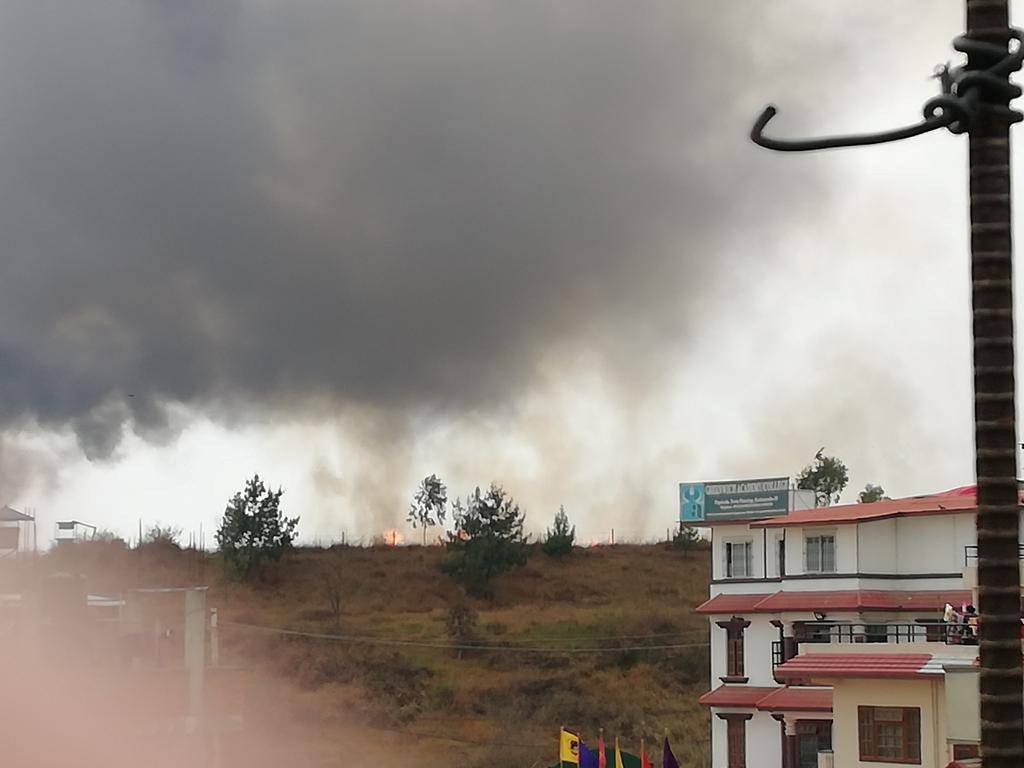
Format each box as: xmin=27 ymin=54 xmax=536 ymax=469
xmin=771 ymin=621 xmax=981 ymax=679
xmin=964 ymin=543 xmax=1024 ymax=566
xmin=793 ymin=621 xmax=973 ymax=645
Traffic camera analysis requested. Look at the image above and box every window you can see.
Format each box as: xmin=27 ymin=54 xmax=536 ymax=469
xmin=858 ymin=706 xmax=921 ymax=764
xmin=727 ymin=631 xmax=744 ymax=677
xmin=952 ymin=744 xmax=979 ymax=761
xmin=777 ymin=537 xmax=786 ymax=577
xmin=796 ymin=721 xmax=833 ymax=768
xmin=718 ymin=714 xmax=750 ymax=768
xmin=716 ymin=617 xmax=750 ymax=680
xmin=723 ymin=539 xmax=753 ymax=578
xmin=805 ymin=533 xmax=836 ymax=573
xmin=863 ymin=624 xmax=889 ymax=644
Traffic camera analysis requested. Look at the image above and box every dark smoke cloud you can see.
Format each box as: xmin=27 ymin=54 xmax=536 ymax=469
xmin=0 ymin=1 xmax=873 ymax=460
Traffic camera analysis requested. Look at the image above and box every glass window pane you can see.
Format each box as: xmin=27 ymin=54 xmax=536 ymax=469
xmin=806 ymin=537 xmax=821 ymax=571
xmin=874 ymin=708 xmax=904 ymax=722
xmin=822 ymin=536 xmax=836 ymax=572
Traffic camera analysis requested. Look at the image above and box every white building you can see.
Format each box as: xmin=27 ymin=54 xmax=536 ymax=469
xmin=54 ymin=519 xmax=97 ymax=544
xmin=696 ymin=486 xmax=999 ymax=768
xmin=0 ymin=505 xmax=34 ymax=558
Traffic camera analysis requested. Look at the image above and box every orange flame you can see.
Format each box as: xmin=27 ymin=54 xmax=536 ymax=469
xmin=381 ymin=529 xmax=405 ymax=547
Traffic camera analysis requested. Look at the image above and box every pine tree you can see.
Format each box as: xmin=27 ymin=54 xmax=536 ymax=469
xmin=216 ymin=474 xmax=299 ymax=579
xmin=542 ymin=505 xmax=575 ymax=558
xmin=442 ymin=483 xmax=528 ymax=596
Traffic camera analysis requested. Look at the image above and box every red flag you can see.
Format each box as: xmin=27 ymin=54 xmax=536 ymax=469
xmin=641 ymin=740 xmax=653 ymax=768
xmin=597 ymin=732 xmax=606 ymax=768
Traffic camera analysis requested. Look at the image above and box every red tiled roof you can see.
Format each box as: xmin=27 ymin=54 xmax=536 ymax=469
xmin=695 ymin=589 xmax=970 ymax=615
xmin=698 ymin=685 xmax=778 ymax=708
xmin=755 ymin=686 xmax=833 ymax=713
xmin=699 ymin=685 xmax=833 ymax=712
xmin=753 ymin=589 xmax=970 ymax=613
xmin=694 ymin=593 xmax=774 ymax=614
xmin=774 ymin=653 xmax=934 ymax=681
xmin=751 ymin=492 xmax=991 ymax=529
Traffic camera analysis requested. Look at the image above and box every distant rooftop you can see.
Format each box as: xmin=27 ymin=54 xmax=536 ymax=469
xmin=0 ymin=505 xmax=33 ymax=522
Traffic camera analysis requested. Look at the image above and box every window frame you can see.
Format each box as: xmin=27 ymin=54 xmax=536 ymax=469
xmin=716 ymin=616 xmax=750 ymax=682
xmin=951 ymin=743 xmax=979 ymax=761
xmin=723 ymin=538 xmax=754 ymax=579
xmin=804 ymin=530 xmax=837 ymax=574
xmin=857 ymin=706 xmax=922 ymax=765
xmin=717 ymin=713 xmax=751 ymax=768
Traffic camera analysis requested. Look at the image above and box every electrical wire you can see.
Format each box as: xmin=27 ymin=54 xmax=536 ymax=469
xmin=221 ymin=620 xmax=709 ymax=653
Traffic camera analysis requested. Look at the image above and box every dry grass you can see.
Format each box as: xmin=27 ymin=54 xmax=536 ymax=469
xmin=6 ymin=542 xmax=711 ymax=767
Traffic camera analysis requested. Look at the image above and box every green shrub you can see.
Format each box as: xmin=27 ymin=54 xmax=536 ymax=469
xmin=542 ymin=506 xmax=575 ymax=558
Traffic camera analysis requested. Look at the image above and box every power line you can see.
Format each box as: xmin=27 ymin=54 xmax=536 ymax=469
xmin=221 ymin=620 xmax=709 ymax=653
xmin=478 ymin=629 xmax=709 ymax=643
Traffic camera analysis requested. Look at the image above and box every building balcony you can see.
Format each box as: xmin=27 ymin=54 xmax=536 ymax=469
xmin=962 ymin=544 xmax=1024 ymax=590
xmin=772 ymin=621 xmax=977 ymax=679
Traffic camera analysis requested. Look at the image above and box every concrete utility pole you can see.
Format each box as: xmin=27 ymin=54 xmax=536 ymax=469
xmin=751 ymin=2 xmax=1023 ymax=765
xmin=965 ymin=6 xmax=1024 ymax=767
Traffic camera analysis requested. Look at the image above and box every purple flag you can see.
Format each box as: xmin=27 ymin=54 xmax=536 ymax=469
xmin=580 ymin=742 xmax=599 ymax=768
xmin=662 ymin=738 xmax=679 ymax=768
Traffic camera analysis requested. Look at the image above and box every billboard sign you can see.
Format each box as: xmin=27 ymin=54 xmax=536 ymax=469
xmin=679 ymin=477 xmax=789 ymax=522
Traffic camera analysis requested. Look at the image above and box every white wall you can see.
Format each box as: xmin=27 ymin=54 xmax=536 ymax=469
xmin=712 ymin=523 xmax=766 ymax=581
xmin=860 ymin=514 xmax=974 ymax=575
xmin=944 ymin=670 xmax=979 ymax=743
xmin=783 ymin=526 xmax=857 ymax=576
xmin=710 ymin=711 xmax=781 ymax=768
xmin=709 ymin=616 xmax=725 ymax=684
xmin=767 ymin=530 xmax=785 ymax=579
xmin=745 ymin=618 xmax=780 ymax=687
xmin=707 ymin=615 xmax=778 ymax=686
xmin=894 ymin=516 xmax=962 ymax=575
xmin=857 ymin=519 xmax=896 ymax=573
xmin=749 ymin=712 xmax=782 ymax=768
xmin=710 ymin=713 xmax=728 ymax=768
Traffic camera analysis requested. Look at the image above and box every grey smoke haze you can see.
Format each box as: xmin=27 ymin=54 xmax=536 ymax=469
xmin=0 ymin=1 xmax=849 ymax=457
xmin=0 ymin=1 xmax=980 ymax=536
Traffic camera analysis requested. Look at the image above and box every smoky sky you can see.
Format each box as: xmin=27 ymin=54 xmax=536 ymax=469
xmin=0 ymin=1 xmax=868 ymax=461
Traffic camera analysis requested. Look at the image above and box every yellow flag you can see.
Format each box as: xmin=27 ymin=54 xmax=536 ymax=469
xmin=615 ymin=737 xmax=625 ymax=768
xmin=560 ymin=729 xmax=580 ymax=765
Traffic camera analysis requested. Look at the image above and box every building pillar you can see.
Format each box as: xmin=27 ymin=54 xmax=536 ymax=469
xmin=784 ymin=719 xmax=799 ymax=768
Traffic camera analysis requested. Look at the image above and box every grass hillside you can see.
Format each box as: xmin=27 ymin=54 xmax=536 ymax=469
xmin=15 ymin=542 xmax=711 ymax=768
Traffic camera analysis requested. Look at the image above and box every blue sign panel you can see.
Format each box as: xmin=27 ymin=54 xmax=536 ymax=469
xmin=680 ymin=477 xmax=789 ymax=522
xmin=679 ymin=482 xmax=706 ymax=522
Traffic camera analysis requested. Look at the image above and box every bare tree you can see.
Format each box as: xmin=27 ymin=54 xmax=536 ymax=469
xmin=321 ymin=553 xmax=345 ymax=626
xmin=407 ymin=474 xmax=448 ymax=545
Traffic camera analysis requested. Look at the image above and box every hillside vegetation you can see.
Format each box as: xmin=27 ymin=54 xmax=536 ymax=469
xmin=15 ymin=541 xmax=711 ymax=768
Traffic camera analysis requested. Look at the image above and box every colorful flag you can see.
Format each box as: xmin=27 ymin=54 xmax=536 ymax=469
xmin=662 ymin=737 xmax=679 ymax=768
xmin=641 ymin=739 xmax=653 ymax=768
xmin=560 ymin=729 xmax=581 ymax=766
xmin=597 ymin=732 xmax=607 ymax=768
xmin=614 ymin=738 xmax=625 ymax=768
xmin=580 ymin=742 xmax=599 ymax=768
